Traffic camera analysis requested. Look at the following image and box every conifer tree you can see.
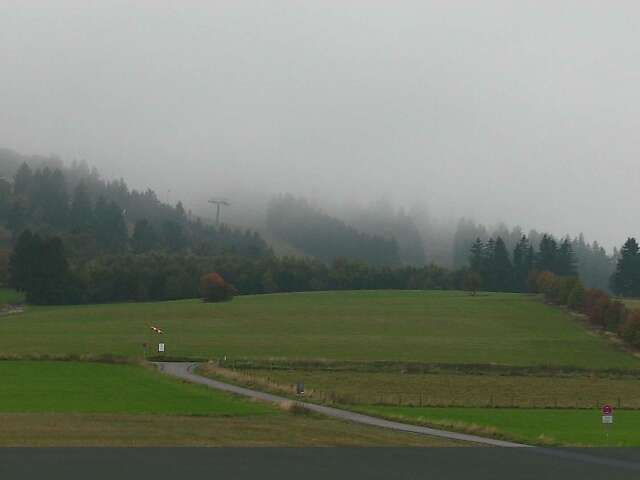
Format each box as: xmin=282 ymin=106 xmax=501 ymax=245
xmin=612 ymin=238 xmax=640 ymax=297
xmin=69 ymin=183 xmax=94 ymax=232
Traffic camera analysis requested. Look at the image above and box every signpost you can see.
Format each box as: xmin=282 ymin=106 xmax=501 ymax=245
xmin=296 ymin=382 xmax=305 ymax=398
xmin=601 ymin=404 xmax=614 ymax=441
xmin=148 ymin=325 xmax=165 ymax=356
xmin=602 ymin=404 xmax=614 ymax=424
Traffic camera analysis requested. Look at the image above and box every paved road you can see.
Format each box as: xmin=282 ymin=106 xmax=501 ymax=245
xmin=156 ymin=362 xmax=640 ymax=472
xmin=156 ymin=362 xmax=527 ymax=447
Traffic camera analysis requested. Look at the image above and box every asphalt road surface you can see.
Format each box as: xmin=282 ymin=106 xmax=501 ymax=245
xmin=156 ymin=361 xmax=640 ymax=475
xmin=156 ymin=362 xmax=529 ymax=447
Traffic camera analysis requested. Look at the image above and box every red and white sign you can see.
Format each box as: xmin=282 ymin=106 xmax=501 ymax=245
xmin=602 ymin=404 xmax=614 ymax=424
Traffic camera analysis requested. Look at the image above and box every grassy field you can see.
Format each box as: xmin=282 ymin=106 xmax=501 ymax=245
xmin=356 ymin=406 xmax=640 ymax=446
xmin=229 ymin=369 xmax=640 ymax=409
xmin=5 ymin=290 xmax=640 ymax=447
xmin=0 ymin=360 xmax=461 ymax=446
xmin=0 ymin=413 xmax=463 ymax=447
xmin=0 ymin=361 xmax=269 ymax=415
xmin=3 ymin=291 xmax=637 ymax=368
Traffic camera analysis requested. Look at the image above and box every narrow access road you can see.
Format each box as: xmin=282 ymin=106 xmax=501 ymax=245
xmin=156 ymin=362 xmax=640 ymax=473
xmin=156 ymin=361 xmax=526 ymax=447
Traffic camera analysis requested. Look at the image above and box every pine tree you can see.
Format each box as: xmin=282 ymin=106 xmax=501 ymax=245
xmin=556 ymin=238 xmax=577 ymax=276
xmin=512 ymin=235 xmax=532 ymax=292
xmin=492 ymin=237 xmax=513 ymax=292
xmin=469 ymin=238 xmax=485 ymax=273
xmin=9 ymin=230 xmax=72 ymax=304
xmin=94 ymin=197 xmax=127 ymax=252
xmin=13 ymin=163 xmax=32 ymax=197
xmin=483 ymin=238 xmax=497 ymax=290
xmin=69 ymin=183 xmax=94 ymax=232
xmin=612 ymin=238 xmax=640 ymax=297
xmin=8 ymin=229 xmax=35 ymax=291
xmin=537 ymin=235 xmax=558 ymax=273
xmin=131 ymin=219 xmax=159 ymax=253
xmin=31 ymin=168 xmax=69 ymax=228
xmin=162 ymin=220 xmax=187 ymax=251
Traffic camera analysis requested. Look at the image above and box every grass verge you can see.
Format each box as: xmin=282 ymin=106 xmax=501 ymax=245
xmin=355 ymin=406 xmax=640 ymax=447
xmin=0 ymin=413 xmax=466 ymax=447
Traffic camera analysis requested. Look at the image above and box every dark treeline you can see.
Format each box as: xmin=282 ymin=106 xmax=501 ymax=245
xmin=11 ymin=236 xmax=463 ymax=304
xmin=467 ymin=234 xmax=577 ymax=293
xmin=266 ymin=195 xmax=401 ymax=266
xmin=453 ymin=219 xmax=614 ymax=291
xmin=1 ymin=148 xmax=635 ymax=305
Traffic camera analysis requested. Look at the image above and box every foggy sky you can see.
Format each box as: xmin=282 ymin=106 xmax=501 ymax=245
xmin=2 ymin=1 xmax=640 ymax=248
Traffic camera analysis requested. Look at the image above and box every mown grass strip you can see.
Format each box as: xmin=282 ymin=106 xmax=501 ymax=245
xmin=355 ymin=406 xmax=640 ymax=447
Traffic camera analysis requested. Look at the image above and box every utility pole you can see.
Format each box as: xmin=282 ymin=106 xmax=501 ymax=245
xmin=208 ymin=198 xmax=230 ymax=226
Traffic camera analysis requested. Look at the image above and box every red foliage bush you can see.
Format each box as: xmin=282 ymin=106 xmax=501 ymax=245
xmin=200 ymin=272 xmax=237 ymax=302
xmin=583 ymin=289 xmax=610 ymax=327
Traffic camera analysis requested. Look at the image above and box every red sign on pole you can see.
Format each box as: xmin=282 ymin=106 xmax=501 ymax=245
xmin=602 ymin=404 xmax=613 ymax=416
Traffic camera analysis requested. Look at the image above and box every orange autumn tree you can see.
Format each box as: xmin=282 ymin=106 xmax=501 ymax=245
xmin=200 ymin=272 xmax=237 ymax=302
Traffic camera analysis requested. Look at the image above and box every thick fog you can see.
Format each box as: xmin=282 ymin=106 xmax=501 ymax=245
xmin=2 ymin=1 xmax=639 ymax=248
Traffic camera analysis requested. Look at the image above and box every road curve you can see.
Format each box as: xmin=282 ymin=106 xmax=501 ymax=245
xmin=156 ymin=361 xmax=526 ymax=447
xmin=156 ymin=362 xmax=640 ymax=472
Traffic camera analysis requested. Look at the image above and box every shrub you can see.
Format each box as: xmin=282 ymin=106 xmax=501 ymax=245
xmin=557 ymin=277 xmax=580 ymax=306
xmin=463 ymin=271 xmax=482 ymax=296
xmin=200 ymin=272 xmax=237 ymax=302
xmin=583 ymin=289 xmax=610 ymax=326
xmin=535 ymin=271 xmax=558 ymax=303
xmin=604 ymin=300 xmax=627 ymax=332
xmin=527 ymin=270 xmax=541 ymax=293
xmin=619 ymin=310 xmax=640 ymax=348
xmin=567 ymin=282 xmax=586 ymax=311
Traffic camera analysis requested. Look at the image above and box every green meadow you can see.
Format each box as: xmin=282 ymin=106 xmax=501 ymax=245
xmin=2 ymin=291 xmax=637 ymax=368
xmin=0 ymin=360 xmax=457 ymax=446
xmin=0 ymin=361 xmax=268 ymax=415
xmin=5 ymin=289 xmax=640 ymax=446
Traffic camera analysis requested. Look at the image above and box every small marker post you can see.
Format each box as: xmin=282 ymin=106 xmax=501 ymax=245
xmin=601 ymin=404 xmax=614 ymax=441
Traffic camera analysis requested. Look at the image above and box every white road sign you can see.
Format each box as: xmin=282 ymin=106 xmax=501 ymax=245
xmin=602 ymin=415 xmax=613 ymax=424
xmin=158 ymin=343 xmax=165 ymax=353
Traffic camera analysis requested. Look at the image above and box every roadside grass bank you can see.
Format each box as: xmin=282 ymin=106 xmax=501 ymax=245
xmin=354 ymin=406 xmax=640 ymax=447
xmin=0 ymin=413 xmax=464 ymax=447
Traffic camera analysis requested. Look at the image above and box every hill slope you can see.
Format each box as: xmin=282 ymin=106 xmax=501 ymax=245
xmin=3 ymin=291 xmax=636 ymax=369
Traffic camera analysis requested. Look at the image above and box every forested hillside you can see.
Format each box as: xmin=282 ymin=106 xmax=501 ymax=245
xmin=1 ymin=147 xmax=633 ymax=305
xmin=266 ymin=195 xmax=401 ymax=266
xmin=3 ymin=151 xmax=270 ymax=260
